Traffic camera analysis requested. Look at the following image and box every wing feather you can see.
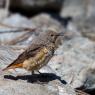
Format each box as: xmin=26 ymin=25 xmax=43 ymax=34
xmin=3 ymin=44 xmax=44 ymax=71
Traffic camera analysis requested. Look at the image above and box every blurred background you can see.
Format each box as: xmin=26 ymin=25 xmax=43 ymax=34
xmin=0 ymin=0 xmax=95 ymax=95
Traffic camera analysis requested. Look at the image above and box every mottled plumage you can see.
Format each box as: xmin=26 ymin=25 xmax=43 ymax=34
xmin=3 ymin=28 xmax=63 ymax=72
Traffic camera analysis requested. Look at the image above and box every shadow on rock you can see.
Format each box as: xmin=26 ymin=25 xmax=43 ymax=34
xmin=4 ymin=73 xmax=67 ymax=84
xmin=50 ymin=13 xmax=72 ymax=27
xmin=77 ymin=86 xmax=95 ymax=95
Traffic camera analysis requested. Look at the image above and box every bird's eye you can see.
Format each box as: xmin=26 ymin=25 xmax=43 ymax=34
xmin=51 ymin=34 xmax=53 ymax=36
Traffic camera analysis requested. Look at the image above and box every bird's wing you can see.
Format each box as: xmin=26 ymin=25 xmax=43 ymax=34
xmin=3 ymin=44 xmax=44 ymax=71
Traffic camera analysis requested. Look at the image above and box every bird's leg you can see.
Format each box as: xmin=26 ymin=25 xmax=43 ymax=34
xmin=31 ymin=70 xmax=42 ymax=75
xmin=31 ymin=71 xmax=35 ymax=75
xmin=37 ymin=70 xmax=42 ymax=74
xmin=31 ymin=59 xmax=38 ymax=75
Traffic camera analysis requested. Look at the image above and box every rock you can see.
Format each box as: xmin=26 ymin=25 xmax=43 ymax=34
xmin=31 ymin=13 xmax=64 ymax=33
xmin=0 ymin=9 xmax=9 ymax=22
xmin=0 ymin=45 xmax=25 ymax=69
xmin=60 ymin=0 xmax=86 ymax=18
xmin=0 ymin=45 xmax=76 ymax=95
xmin=0 ymin=44 xmax=74 ymax=95
xmin=40 ymin=33 xmax=95 ymax=89
xmin=60 ymin=0 xmax=95 ymax=19
xmin=0 ymin=14 xmax=36 ymax=45
xmin=2 ymin=14 xmax=35 ymax=28
xmin=0 ymin=76 xmax=76 ymax=95
xmin=77 ymin=62 xmax=95 ymax=90
xmin=0 ymin=13 xmax=64 ymax=45
xmin=0 ymin=6 xmax=94 ymax=94
xmin=0 ymin=0 xmax=9 ymax=21
xmin=0 ymin=33 xmax=91 ymax=95
xmin=76 ymin=90 xmax=90 ymax=95
xmin=0 ymin=12 xmax=94 ymax=92
xmin=86 ymin=0 xmax=95 ymax=18
xmin=70 ymin=17 xmax=95 ymax=42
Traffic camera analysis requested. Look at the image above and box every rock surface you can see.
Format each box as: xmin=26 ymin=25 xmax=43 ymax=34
xmin=0 ymin=13 xmax=77 ymax=95
xmin=1 ymin=2 xmax=95 ymax=94
xmin=60 ymin=0 xmax=86 ymax=18
xmin=60 ymin=0 xmax=95 ymax=19
xmin=0 ymin=0 xmax=9 ymax=21
xmin=0 ymin=77 xmax=76 ymax=95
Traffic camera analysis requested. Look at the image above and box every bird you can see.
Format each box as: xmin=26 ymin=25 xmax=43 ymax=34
xmin=2 ymin=28 xmax=64 ymax=74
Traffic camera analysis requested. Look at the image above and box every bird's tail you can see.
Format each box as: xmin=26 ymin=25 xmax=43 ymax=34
xmin=2 ymin=63 xmax=23 ymax=71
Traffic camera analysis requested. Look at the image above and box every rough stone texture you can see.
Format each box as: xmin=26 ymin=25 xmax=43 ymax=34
xmin=60 ymin=0 xmax=86 ymax=18
xmin=64 ymin=16 xmax=95 ymax=93
xmin=46 ymin=36 xmax=95 ymax=89
xmin=0 ymin=13 xmax=78 ymax=95
xmin=0 ymin=13 xmax=64 ymax=45
xmin=60 ymin=0 xmax=95 ymax=19
xmin=69 ymin=16 xmax=95 ymax=42
xmin=0 ymin=12 xmax=94 ymax=95
xmin=75 ymin=61 xmax=95 ymax=91
xmin=0 ymin=45 xmax=77 ymax=95
xmin=0 ymin=77 xmax=76 ymax=95
xmin=80 ymin=19 xmax=95 ymax=41
xmin=31 ymin=13 xmax=64 ymax=33
xmin=86 ymin=0 xmax=95 ymax=18
xmin=0 ymin=0 xmax=9 ymax=21
xmin=0 ymin=14 xmax=35 ymax=45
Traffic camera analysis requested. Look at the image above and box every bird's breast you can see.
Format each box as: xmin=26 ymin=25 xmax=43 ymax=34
xmin=23 ymin=47 xmax=52 ymax=71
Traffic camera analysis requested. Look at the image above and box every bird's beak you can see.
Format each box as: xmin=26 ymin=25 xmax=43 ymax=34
xmin=57 ymin=32 xmax=64 ymax=36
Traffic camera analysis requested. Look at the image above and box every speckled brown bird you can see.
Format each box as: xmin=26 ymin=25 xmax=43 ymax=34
xmin=2 ymin=28 xmax=64 ymax=73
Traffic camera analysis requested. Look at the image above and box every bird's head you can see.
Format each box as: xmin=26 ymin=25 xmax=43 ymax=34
xmin=46 ymin=28 xmax=64 ymax=44
xmin=35 ymin=28 xmax=64 ymax=48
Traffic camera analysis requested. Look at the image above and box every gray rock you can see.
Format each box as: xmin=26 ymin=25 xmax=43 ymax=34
xmin=86 ymin=0 xmax=95 ymax=18
xmin=31 ymin=13 xmax=64 ymax=33
xmin=76 ymin=90 xmax=90 ymax=95
xmin=77 ymin=62 xmax=95 ymax=90
xmin=0 ymin=14 xmax=36 ymax=45
xmin=41 ymin=35 xmax=95 ymax=89
xmin=70 ymin=17 xmax=95 ymax=42
xmin=0 ymin=10 xmax=93 ymax=94
xmin=0 ymin=77 xmax=76 ymax=95
xmin=60 ymin=0 xmax=95 ymax=19
xmin=0 ymin=45 xmax=24 ymax=69
xmin=0 ymin=35 xmax=91 ymax=95
xmin=2 ymin=14 xmax=35 ymax=28
xmin=0 ymin=46 xmax=76 ymax=95
xmin=0 ymin=13 xmax=64 ymax=45
xmin=60 ymin=0 xmax=86 ymax=18
xmin=0 ymin=0 xmax=9 ymax=21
